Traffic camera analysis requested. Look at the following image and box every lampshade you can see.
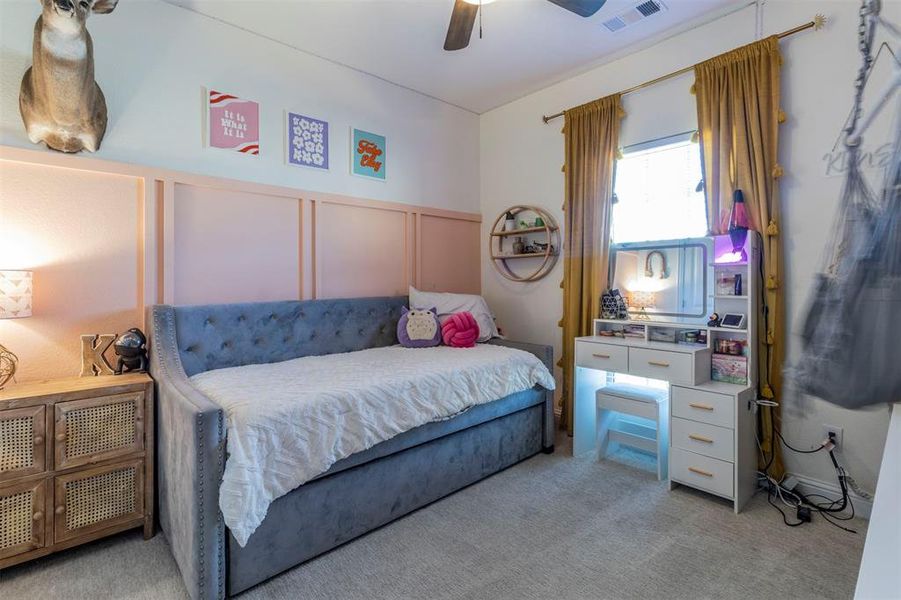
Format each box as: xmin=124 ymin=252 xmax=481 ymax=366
xmin=628 ymin=290 xmax=656 ymax=309
xmin=0 ymin=270 xmax=33 ymax=319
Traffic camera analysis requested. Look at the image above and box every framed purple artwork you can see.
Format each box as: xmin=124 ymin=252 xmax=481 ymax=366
xmin=287 ymin=112 xmax=328 ymax=170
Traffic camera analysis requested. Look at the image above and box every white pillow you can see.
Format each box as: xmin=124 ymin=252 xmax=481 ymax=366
xmin=409 ymin=286 xmax=499 ymax=342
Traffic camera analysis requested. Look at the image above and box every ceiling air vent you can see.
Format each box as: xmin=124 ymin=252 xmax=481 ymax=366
xmin=602 ymin=0 xmax=668 ymax=33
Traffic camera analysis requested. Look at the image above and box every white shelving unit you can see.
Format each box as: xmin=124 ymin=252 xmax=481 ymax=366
xmin=575 ymin=234 xmax=761 ymax=513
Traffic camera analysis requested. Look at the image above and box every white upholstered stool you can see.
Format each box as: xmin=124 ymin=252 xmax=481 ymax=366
xmin=596 ymin=383 xmax=669 ymax=480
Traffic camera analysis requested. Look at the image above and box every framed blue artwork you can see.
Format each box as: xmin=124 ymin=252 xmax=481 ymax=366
xmin=287 ymin=112 xmax=328 ymax=170
xmin=351 ymin=128 xmax=386 ymax=180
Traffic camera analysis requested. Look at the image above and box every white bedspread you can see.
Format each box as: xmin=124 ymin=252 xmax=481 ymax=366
xmin=190 ymin=344 xmax=555 ymax=546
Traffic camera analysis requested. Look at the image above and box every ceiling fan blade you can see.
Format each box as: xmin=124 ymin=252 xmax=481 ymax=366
xmin=444 ymin=0 xmax=478 ymax=51
xmin=546 ymin=0 xmax=607 ymax=18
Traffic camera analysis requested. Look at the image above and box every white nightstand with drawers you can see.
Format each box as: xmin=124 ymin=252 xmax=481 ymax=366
xmin=574 ymin=333 xmax=757 ymax=513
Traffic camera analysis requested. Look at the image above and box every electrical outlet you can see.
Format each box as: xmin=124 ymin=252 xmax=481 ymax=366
xmin=823 ymin=424 xmax=843 ymax=449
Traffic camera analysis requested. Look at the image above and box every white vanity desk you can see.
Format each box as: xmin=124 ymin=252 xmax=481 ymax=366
xmin=574 ymin=326 xmax=758 ymax=512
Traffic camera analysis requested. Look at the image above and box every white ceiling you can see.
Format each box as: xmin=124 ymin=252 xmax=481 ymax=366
xmin=163 ymin=0 xmax=744 ymax=113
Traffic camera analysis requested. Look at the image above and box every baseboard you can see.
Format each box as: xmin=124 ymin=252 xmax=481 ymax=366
xmin=789 ymin=473 xmax=873 ymax=520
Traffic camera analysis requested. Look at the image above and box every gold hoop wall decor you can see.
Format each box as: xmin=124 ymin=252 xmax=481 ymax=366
xmin=489 ymin=205 xmax=560 ymax=282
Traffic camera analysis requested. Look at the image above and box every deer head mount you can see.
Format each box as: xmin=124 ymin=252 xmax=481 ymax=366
xmin=19 ymin=0 xmax=118 ymax=153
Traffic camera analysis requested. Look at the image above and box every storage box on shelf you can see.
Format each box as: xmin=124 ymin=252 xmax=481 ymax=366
xmin=0 ymin=374 xmax=154 ymax=568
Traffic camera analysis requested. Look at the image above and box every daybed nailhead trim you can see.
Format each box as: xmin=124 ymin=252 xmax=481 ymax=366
xmin=153 ymin=307 xmax=226 ymax=600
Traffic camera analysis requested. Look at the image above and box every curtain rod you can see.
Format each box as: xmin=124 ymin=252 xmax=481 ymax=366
xmin=541 ymin=14 xmax=826 ymax=124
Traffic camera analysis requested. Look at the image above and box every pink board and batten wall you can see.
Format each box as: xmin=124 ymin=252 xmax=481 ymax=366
xmin=0 ymin=146 xmax=481 ymax=382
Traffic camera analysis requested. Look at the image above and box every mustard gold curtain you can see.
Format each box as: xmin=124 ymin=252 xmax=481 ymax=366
xmin=694 ymin=36 xmax=785 ymax=476
xmin=559 ymin=94 xmax=623 ymax=435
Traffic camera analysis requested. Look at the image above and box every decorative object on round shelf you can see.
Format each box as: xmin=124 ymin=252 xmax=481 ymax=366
xmin=489 ymin=205 xmax=560 ymax=282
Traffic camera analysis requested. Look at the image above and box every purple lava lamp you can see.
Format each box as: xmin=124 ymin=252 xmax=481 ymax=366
xmin=729 ymin=189 xmax=750 ymax=262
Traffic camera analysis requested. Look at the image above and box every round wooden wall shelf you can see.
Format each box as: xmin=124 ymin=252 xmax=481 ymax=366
xmin=489 ymin=205 xmax=560 ymax=282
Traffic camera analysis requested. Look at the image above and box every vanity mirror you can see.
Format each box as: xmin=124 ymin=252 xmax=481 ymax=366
xmin=608 ymin=236 xmax=714 ymax=325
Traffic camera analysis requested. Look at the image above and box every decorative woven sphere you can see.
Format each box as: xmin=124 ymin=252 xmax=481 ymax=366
xmin=441 ymin=312 xmax=479 ymax=348
xmin=0 ymin=343 xmax=18 ymax=389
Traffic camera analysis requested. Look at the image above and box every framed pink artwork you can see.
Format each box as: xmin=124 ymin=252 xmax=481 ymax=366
xmin=205 ymin=88 xmax=260 ymax=156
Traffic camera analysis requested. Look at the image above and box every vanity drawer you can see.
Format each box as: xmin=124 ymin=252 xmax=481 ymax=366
xmin=670 ymin=448 xmax=734 ymax=499
xmin=628 ymin=347 xmax=693 ymax=385
xmin=671 ymin=417 xmax=734 ymax=462
xmin=576 ymin=342 xmax=628 ymax=373
xmin=671 ymin=386 xmax=734 ymax=428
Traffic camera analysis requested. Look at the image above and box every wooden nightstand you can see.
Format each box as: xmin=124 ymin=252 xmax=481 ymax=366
xmin=0 ymin=374 xmax=154 ymax=569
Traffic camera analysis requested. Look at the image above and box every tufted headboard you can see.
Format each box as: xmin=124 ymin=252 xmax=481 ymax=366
xmin=151 ymin=297 xmax=407 ymax=377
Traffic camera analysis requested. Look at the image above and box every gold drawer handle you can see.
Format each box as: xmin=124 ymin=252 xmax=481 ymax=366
xmin=688 ymin=467 xmax=714 ymax=477
xmin=33 ymin=436 xmax=43 ymax=445
xmin=689 ymin=434 xmax=714 ymax=444
xmin=55 ymin=506 xmax=65 ymax=515
xmin=689 ymin=403 xmax=714 ymax=411
xmin=592 ymin=353 xmax=611 ymax=359
xmin=33 ymin=511 xmax=43 ymax=521
xmin=648 ymin=360 xmax=670 ymax=367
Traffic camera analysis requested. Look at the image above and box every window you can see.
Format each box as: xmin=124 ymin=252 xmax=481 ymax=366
xmin=611 ymin=135 xmax=707 ymax=244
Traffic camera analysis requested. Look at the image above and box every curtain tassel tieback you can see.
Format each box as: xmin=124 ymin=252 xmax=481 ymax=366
xmin=766 ymin=275 xmax=778 ymax=290
xmin=561 ymin=164 xmax=566 ymax=173
xmin=778 ymin=109 xmax=787 ymax=124
xmin=761 ymin=384 xmax=775 ymax=399
xmin=557 ymin=318 xmax=564 ymax=327
xmin=690 ymin=82 xmax=696 ymax=95
xmin=766 ymin=331 xmax=775 ymax=345
xmin=615 ymin=148 xmax=624 ymax=160
xmin=690 ymin=131 xmax=700 ymax=144
xmin=766 ymin=220 xmax=779 ymax=236
xmin=772 ymin=164 xmax=784 ymax=178
xmin=556 ymin=358 xmax=564 ymax=368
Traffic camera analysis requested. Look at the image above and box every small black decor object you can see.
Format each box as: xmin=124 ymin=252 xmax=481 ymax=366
xmin=600 ymin=291 xmax=617 ymax=319
xmin=734 ymin=273 xmax=743 ymax=296
xmin=114 ymin=328 xmax=148 ymax=374
xmin=611 ymin=289 xmax=629 ymax=320
xmin=707 ymin=313 xmax=721 ymax=328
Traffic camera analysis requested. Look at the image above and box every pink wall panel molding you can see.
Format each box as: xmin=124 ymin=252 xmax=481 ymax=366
xmin=0 ymin=145 xmax=481 ymax=381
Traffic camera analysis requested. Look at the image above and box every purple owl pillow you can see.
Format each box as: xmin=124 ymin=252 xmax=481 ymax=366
xmin=397 ymin=306 xmax=442 ymax=348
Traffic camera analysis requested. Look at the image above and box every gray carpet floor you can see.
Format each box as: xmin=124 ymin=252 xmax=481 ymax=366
xmin=0 ymin=434 xmax=866 ymax=600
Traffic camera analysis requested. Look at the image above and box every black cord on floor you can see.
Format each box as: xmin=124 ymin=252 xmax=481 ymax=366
xmin=762 ymin=423 xmax=857 ymax=534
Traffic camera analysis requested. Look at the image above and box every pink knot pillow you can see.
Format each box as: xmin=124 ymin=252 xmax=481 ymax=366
xmin=441 ymin=311 xmax=479 ymax=348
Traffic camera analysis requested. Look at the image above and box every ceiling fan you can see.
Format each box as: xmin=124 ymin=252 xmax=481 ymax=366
xmin=444 ymin=0 xmax=608 ymax=51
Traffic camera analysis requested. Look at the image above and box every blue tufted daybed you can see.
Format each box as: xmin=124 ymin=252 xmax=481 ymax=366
xmin=148 ymin=296 xmax=555 ymax=599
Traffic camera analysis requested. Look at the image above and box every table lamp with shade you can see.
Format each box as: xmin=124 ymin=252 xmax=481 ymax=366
xmin=0 ymin=270 xmax=33 ymax=389
xmin=628 ymin=290 xmax=656 ymax=321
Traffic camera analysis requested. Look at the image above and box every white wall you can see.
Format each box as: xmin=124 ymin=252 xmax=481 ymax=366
xmin=480 ymin=0 xmax=899 ymax=494
xmin=0 ymin=0 xmax=479 ymax=212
